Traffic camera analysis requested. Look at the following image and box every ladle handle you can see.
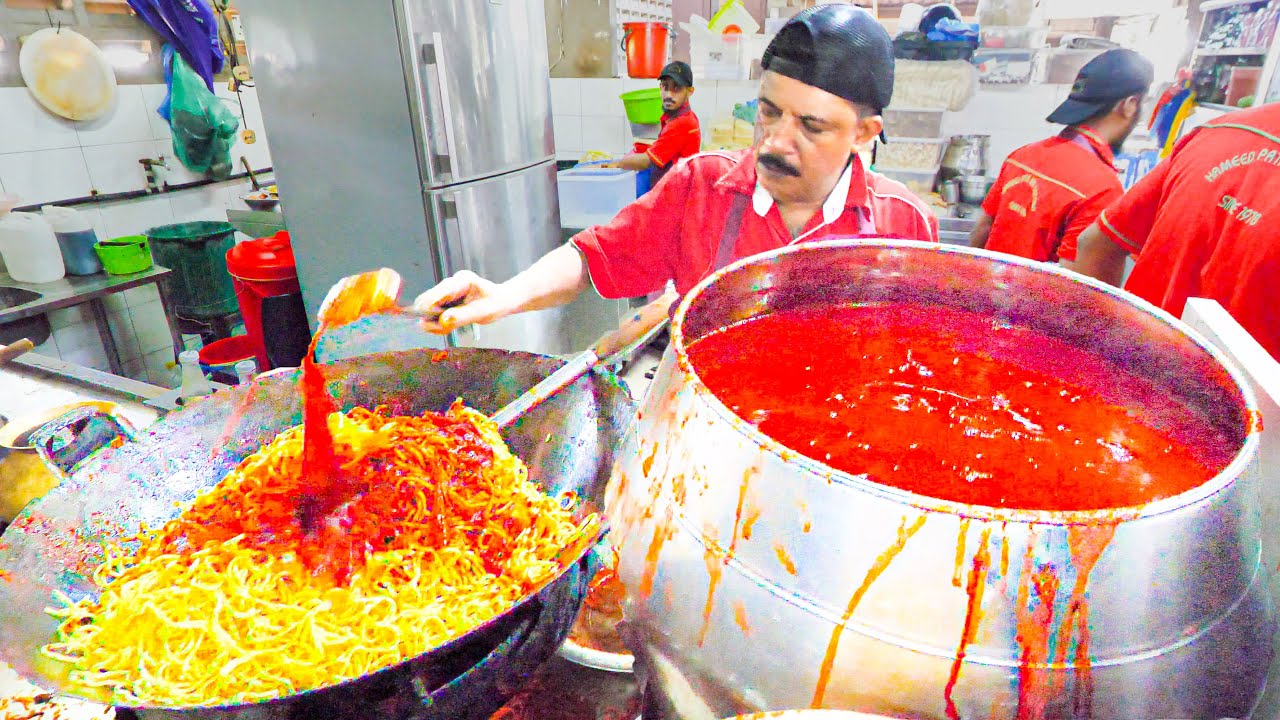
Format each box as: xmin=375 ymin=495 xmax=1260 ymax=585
xmin=593 ymin=289 xmax=678 ymax=360
xmin=0 ymin=338 xmax=34 ymax=365
xmin=489 ymin=291 xmax=677 ymax=429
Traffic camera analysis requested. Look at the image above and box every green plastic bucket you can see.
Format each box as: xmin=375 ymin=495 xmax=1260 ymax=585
xmin=94 ymin=236 xmax=154 ymax=275
xmin=619 ymin=88 xmax=663 ymax=125
xmin=145 ymin=221 xmax=238 ymax=319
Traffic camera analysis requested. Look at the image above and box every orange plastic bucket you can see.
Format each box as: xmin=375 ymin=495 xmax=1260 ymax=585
xmin=621 ymin=22 xmax=672 ymax=79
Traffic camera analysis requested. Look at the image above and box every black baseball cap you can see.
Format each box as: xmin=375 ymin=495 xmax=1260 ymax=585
xmin=761 ymin=5 xmax=894 ymax=114
xmin=659 ymin=61 xmax=694 ymax=88
xmin=1046 ymin=49 xmax=1154 ymax=125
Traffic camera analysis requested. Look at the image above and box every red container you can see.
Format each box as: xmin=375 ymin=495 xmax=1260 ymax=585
xmin=198 ymin=335 xmax=257 ymax=384
xmin=622 ymin=22 xmax=671 ymax=79
xmin=1226 ymin=66 xmax=1262 ymax=107
xmin=226 ymin=231 xmax=307 ymax=370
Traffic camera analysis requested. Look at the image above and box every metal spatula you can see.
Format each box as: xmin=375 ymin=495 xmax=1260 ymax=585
xmin=301 ymin=269 xmax=676 ymax=530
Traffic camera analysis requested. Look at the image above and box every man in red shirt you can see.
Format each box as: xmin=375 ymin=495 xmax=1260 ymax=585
xmin=605 ymin=61 xmax=701 ymax=186
xmin=969 ymin=49 xmax=1153 ymax=263
xmin=1070 ymin=103 xmax=1280 ymax=360
xmin=409 ymin=5 xmax=936 ymax=330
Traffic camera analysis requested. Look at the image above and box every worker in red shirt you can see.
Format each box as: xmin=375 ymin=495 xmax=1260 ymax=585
xmin=408 ymin=5 xmax=937 ymax=331
xmin=605 ymin=61 xmax=701 ymax=186
xmin=1069 ymin=103 xmax=1280 ymax=360
xmin=969 ymin=49 xmax=1153 ymax=263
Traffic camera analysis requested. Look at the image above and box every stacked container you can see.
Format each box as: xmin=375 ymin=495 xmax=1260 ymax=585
xmin=41 ymin=205 xmax=101 ymax=275
xmin=0 ymin=212 xmax=65 ymax=284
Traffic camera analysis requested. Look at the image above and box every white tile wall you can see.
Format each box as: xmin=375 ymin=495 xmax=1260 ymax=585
xmin=0 ymin=84 xmax=271 ymax=207
xmin=76 ymin=86 xmax=154 ymax=147
xmin=82 ymin=141 xmax=155 ymax=195
xmin=0 ymin=148 xmax=93 ymax=204
xmin=550 ymin=75 xmax=1077 ymax=175
xmin=0 ymin=90 xmax=80 ymax=154
xmin=550 ymin=77 xmax=766 ymax=161
xmin=940 ymin=85 xmax=1072 ymax=170
xmin=5 ymin=83 xmax=273 ymax=389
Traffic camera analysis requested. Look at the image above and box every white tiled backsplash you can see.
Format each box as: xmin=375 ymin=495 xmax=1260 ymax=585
xmin=553 ymin=76 xmax=1077 ymax=176
xmin=2 ymin=83 xmax=274 ymax=389
xmin=551 ymin=76 xmax=760 ymax=160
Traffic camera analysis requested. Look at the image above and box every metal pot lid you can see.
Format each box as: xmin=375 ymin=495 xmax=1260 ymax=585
xmin=19 ymin=28 xmax=117 ymax=122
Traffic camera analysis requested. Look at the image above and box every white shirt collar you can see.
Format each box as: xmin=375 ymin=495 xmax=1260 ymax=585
xmin=751 ymin=159 xmax=855 ymax=226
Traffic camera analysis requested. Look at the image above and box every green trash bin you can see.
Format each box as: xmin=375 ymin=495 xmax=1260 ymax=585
xmin=145 ymin=221 xmax=239 ymax=319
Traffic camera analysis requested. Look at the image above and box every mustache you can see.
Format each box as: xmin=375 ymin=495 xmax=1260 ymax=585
xmin=757 ymin=153 xmax=801 ymax=178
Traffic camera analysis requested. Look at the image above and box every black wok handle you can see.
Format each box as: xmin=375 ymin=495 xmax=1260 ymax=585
xmin=30 ymin=405 xmax=137 ymax=481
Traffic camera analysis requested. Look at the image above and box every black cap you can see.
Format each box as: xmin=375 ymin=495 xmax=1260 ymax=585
xmin=1046 ymin=49 xmax=1154 ymax=125
xmin=761 ymin=5 xmax=894 ymax=113
xmin=658 ymin=61 xmax=694 ymax=88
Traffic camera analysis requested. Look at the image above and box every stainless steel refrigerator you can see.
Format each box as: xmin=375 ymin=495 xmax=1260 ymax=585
xmin=239 ymin=0 xmax=625 ymax=355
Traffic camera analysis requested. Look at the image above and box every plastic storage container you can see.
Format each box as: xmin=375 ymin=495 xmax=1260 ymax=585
xmin=94 ymin=236 xmax=154 ymax=275
xmin=557 ymin=168 xmax=637 ymax=229
xmin=979 ymin=25 xmax=1048 ymax=49
xmin=145 ymin=221 xmax=239 ymax=319
xmin=225 ymin=231 xmax=311 ymax=371
xmin=873 ymin=137 xmax=947 ymax=171
xmin=41 ymin=205 xmax=101 ymax=275
xmin=972 ymin=48 xmax=1042 ymax=84
xmin=883 ymin=108 xmax=945 ymax=138
xmin=198 ymin=335 xmax=257 ymax=385
xmin=0 ymin=212 xmax=65 ymax=283
xmin=873 ymin=167 xmax=939 ymax=196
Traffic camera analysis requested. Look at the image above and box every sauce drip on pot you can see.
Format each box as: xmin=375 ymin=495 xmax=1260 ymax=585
xmin=686 ymin=303 xmax=1231 ymax=511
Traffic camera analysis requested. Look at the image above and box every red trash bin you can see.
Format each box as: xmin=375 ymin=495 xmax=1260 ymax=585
xmin=225 ymin=231 xmax=312 ymax=370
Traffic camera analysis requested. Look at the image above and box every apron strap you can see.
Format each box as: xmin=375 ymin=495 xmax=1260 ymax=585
xmin=714 ymin=192 xmax=752 ymax=272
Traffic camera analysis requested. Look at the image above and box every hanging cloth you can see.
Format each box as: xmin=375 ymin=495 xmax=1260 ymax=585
xmin=128 ymin=0 xmax=224 ymax=121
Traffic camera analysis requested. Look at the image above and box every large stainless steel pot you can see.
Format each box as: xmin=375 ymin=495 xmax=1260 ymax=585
xmin=607 ymin=240 xmax=1272 ymax=719
xmin=0 ymin=348 xmax=635 ymax=720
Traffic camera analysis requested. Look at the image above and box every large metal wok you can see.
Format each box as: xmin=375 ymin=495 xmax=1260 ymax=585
xmin=0 ymin=347 xmax=636 ymax=720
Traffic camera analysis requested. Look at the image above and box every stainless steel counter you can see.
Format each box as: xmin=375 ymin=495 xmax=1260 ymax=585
xmin=0 ymin=267 xmax=182 ymax=377
xmin=937 ymin=215 xmax=976 ymax=246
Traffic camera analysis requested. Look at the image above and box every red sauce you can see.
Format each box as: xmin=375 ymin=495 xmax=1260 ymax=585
xmin=687 ymin=303 xmax=1232 ymax=511
xmin=811 ymin=514 xmax=926 ymax=707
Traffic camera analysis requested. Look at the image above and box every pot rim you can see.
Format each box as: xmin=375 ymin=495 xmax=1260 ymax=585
xmin=669 ymin=239 xmax=1262 ymax=526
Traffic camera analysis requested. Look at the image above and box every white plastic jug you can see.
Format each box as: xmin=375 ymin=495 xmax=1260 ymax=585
xmin=0 ymin=212 xmax=66 ymax=283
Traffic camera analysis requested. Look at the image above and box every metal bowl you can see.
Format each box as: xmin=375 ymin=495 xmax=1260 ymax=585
xmin=0 ymin=347 xmax=636 ymax=720
xmin=957 ymin=174 xmax=991 ymax=205
xmin=240 ymin=193 xmax=279 ymax=212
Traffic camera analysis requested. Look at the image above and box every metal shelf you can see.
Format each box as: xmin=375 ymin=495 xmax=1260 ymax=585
xmin=1193 ymin=46 xmax=1269 ymax=57
xmin=1200 ymin=0 xmax=1265 ymax=12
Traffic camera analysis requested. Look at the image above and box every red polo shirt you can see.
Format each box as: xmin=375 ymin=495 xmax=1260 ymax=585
xmin=572 ymin=149 xmax=938 ymax=298
xmin=982 ymin=127 xmax=1123 ymax=263
xmin=1096 ymin=104 xmax=1280 ymax=360
xmin=646 ymin=104 xmax=701 ymax=185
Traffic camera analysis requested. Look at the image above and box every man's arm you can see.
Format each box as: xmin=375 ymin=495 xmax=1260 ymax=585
xmin=609 ymin=153 xmax=653 ymax=171
xmin=412 ymin=244 xmax=589 ymax=332
xmin=968 ymin=210 xmax=994 ymax=249
xmin=1065 ymin=222 xmax=1129 ymax=286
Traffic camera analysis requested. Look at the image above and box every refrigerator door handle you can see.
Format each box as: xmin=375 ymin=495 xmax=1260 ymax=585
xmin=438 ymin=197 xmax=479 ymax=347
xmin=422 ymin=32 xmax=461 ymax=181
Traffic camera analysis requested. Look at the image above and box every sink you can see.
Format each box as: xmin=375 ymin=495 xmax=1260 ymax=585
xmin=0 ymin=286 xmax=50 ymax=347
xmin=0 ymin=287 xmax=42 ymax=309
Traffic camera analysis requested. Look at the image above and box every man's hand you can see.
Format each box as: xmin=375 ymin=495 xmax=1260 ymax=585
xmin=412 ymin=270 xmax=518 ymax=334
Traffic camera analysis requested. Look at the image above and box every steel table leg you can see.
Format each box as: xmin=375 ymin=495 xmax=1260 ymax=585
xmin=88 ymin=297 xmax=124 ymax=376
xmin=155 ymin=280 xmax=184 ymax=357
